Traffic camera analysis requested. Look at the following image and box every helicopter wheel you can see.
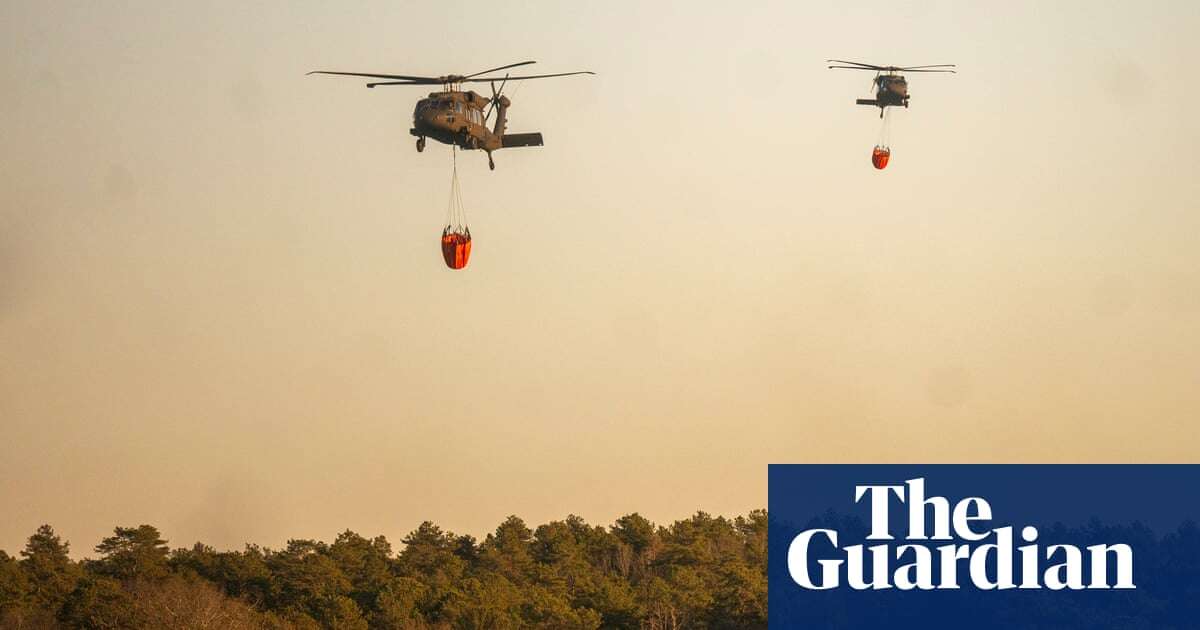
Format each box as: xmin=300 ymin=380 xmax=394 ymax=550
xmin=416 ymin=137 xmax=426 ymax=152
xmin=487 ymin=153 xmax=495 ymax=171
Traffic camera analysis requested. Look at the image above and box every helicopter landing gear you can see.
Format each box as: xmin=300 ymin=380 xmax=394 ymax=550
xmin=487 ymin=153 xmax=495 ymax=171
xmin=416 ymin=137 xmax=426 ymax=152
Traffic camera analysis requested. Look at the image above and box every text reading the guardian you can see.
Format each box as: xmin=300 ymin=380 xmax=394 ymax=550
xmin=788 ymin=478 xmax=1133 ymax=591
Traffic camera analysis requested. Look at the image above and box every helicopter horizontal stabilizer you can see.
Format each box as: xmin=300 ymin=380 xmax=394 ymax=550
xmin=501 ymin=133 xmax=544 ymax=148
xmin=855 ymin=98 xmax=879 ymax=106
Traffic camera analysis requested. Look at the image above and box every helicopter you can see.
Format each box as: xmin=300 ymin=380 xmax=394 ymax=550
xmin=308 ymin=61 xmax=594 ymax=170
xmin=827 ymin=60 xmax=956 ymax=117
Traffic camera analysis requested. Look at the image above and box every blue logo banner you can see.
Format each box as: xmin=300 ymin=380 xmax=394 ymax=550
xmin=768 ymin=465 xmax=1200 ymax=629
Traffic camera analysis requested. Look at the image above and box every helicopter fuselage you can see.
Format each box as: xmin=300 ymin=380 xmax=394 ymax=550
xmin=874 ymin=74 xmax=909 ymax=105
xmin=856 ymin=74 xmax=910 ymax=115
xmin=408 ymin=90 xmax=543 ymax=169
xmin=411 ymin=91 xmax=501 ymax=152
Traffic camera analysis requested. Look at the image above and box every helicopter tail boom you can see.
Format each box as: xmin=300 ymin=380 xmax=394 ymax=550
xmin=855 ymin=98 xmax=879 ymax=106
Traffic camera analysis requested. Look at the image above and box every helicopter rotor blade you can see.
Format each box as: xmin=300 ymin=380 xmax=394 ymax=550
xmin=826 ymin=59 xmax=887 ymax=70
xmin=485 ymin=81 xmax=496 ymax=123
xmin=308 ymin=70 xmax=439 ymax=82
xmin=463 ymin=71 xmax=595 ymax=83
xmin=465 ymin=61 xmax=536 ymax=79
xmin=828 ymin=61 xmax=957 ymax=73
xmin=365 ymin=80 xmax=439 ymax=88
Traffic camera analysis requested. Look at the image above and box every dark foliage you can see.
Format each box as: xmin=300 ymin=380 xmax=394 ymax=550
xmin=0 ymin=512 xmax=767 ymax=629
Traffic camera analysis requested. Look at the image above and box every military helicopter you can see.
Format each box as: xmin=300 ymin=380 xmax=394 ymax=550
xmin=827 ymin=60 xmax=956 ymax=117
xmin=308 ymin=61 xmax=594 ymax=170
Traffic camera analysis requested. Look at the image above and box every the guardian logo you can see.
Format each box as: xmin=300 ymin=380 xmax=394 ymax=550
xmin=787 ymin=478 xmax=1135 ymax=591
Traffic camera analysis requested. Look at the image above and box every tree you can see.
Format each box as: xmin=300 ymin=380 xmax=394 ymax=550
xmin=480 ymin=516 xmax=534 ymax=583
xmin=371 ymin=577 xmax=427 ymax=628
xmin=735 ymin=510 xmax=768 ymax=569
xmin=442 ymin=574 xmax=522 ymax=630
xmin=397 ymin=522 xmax=466 ymax=620
xmin=610 ymin=513 xmax=660 ymax=580
xmin=711 ymin=563 xmax=766 ymax=629
xmin=328 ymin=530 xmax=394 ymax=616
xmin=93 ymin=525 xmax=170 ymax=582
xmin=575 ymin=575 xmax=639 ymax=629
xmin=314 ymin=593 xmax=369 ymax=630
xmin=0 ymin=550 xmax=29 ymax=613
xmin=0 ymin=511 xmax=774 ymax=628
xmin=519 ymin=584 xmax=602 ymax=629
xmin=19 ymin=524 xmax=80 ymax=612
xmin=129 ymin=575 xmax=284 ymax=629
xmin=640 ymin=568 xmax=714 ymax=630
xmin=612 ymin=514 xmax=657 ymax=556
xmin=59 ymin=576 xmax=143 ymax=629
xmin=266 ymin=539 xmax=359 ymax=625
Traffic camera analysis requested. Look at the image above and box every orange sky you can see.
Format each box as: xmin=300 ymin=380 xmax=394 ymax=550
xmin=1 ymin=0 xmax=1198 ymax=556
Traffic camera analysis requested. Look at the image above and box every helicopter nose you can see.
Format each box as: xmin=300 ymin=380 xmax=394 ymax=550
xmin=419 ymin=109 xmax=442 ymax=127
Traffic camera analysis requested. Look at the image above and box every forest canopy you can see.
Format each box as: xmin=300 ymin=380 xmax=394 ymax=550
xmin=0 ymin=511 xmax=767 ymax=629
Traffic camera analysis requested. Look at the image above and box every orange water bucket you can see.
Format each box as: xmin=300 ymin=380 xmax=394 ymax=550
xmin=441 ymin=229 xmax=472 ymax=270
xmin=871 ymin=146 xmax=891 ymax=170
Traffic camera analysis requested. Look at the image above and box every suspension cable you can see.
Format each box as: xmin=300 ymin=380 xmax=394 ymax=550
xmin=445 ymin=147 xmax=469 ymax=233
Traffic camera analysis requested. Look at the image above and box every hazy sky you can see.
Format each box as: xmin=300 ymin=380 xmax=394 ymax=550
xmin=2 ymin=1 xmax=1198 ymax=556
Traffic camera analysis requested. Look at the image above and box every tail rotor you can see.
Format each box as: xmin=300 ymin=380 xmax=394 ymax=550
xmin=484 ymin=74 xmax=510 ymax=125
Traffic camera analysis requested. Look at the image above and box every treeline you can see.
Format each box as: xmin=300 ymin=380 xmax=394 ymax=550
xmin=0 ymin=511 xmax=766 ymax=629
